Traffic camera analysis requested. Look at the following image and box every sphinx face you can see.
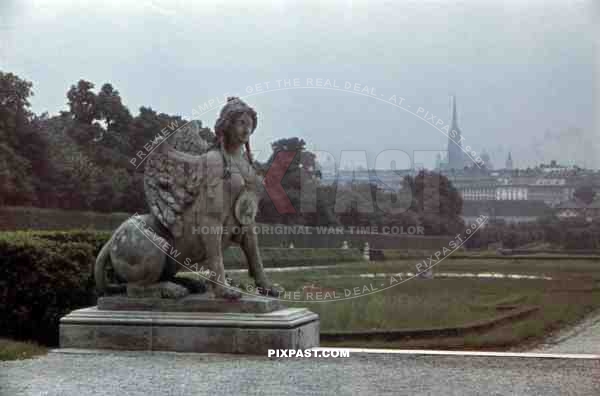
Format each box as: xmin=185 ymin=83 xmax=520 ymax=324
xmin=230 ymin=112 xmax=253 ymax=146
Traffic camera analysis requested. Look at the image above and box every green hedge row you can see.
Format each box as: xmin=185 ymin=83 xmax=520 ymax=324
xmin=0 ymin=230 xmax=102 ymax=346
xmin=223 ymin=247 xmax=364 ymax=268
xmin=9 ymin=229 xmax=112 ymax=247
xmin=0 ymin=206 xmax=129 ymax=231
xmin=380 ymin=248 xmax=468 ymax=260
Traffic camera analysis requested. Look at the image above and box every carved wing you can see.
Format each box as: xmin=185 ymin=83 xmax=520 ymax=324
xmin=144 ymin=120 xmax=213 ymax=238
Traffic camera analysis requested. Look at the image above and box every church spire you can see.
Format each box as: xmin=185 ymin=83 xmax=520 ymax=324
xmin=506 ymin=151 xmax=513 ymax=170
xmin=446 ymin=95 xmax=464 ymax=170
xmin=450 ymin=95 xmax=457 ymax=124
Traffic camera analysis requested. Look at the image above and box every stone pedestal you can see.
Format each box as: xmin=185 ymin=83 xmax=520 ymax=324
xmin=60 ymin=295 xmax=319 ymax=354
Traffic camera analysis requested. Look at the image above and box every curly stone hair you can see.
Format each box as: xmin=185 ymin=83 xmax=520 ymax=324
xmin=214 ymin=97 xmax=257 ymax=162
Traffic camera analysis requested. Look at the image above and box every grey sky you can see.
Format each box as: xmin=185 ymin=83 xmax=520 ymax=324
xmin=0 ymin=0 xmax=595 ymax=169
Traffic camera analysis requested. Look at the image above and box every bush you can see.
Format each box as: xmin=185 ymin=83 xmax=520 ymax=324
xmin=20 ymin=229 xmax=111 ymax=249
xmin=0 ymin=206 xmax=130 ymax=231
xmin=0 ymin=231 xmax=101 ymax=346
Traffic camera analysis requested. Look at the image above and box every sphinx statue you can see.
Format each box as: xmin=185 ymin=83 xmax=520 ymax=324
xmin=94 ymin=97 xmax=281 ymax=300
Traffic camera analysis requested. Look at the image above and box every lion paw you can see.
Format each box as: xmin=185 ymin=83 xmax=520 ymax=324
xmin=214 ymin=286 xmax=242 ymax=300
xmin=256 ymin=282 xmax=284 ymax=298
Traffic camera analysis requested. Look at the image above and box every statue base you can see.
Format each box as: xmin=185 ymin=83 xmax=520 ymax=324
xmin=97 ymin=293 xmax=285 ymax=313
xmin=59 ymin=297 xmax=319 ymax=354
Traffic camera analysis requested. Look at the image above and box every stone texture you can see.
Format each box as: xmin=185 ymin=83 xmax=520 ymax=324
xmin=60 ymin=306 xmax=319 ymax=354
xmin=59 ymin=324 xmax=97 ymax=349
xmin=126 ymin=281 xmax=189 ymax=299
xmin=96 ymin=325 xmax=152 ymax=350
xmin=98 ymin=293 xmax=284 ymax=313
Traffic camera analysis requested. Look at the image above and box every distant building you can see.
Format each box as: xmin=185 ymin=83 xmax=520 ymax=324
xmin=481 ymin=151 xmax=493 ymax=170
xmin=462 ymin=200 xmax=552 ymax=224
xmin=435 ymin=152 xmax=447 ymax=170
xmin=505 ymin=152 xmax=513 ymax=170
xmin=446 ymin=95 xmax=465 ymax=170
xmin=555 ymin=199 xmax=587 ymax=220
xmin=585 ymin=196 xmax=600 ymax=222
xmin=553 ymin=197 xmax=600 ymax=222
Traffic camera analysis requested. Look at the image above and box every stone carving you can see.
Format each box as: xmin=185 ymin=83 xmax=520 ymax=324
xmin=95 ymin=98 xmax=281 ymax=300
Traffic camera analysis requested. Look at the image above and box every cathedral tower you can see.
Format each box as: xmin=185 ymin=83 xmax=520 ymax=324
xmin=447 ymin=95 xmax=464 ymax=170
xmin=505 ymin=152 xmax=513 ymax=170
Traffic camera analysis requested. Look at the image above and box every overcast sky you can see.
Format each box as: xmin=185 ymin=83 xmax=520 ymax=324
xmin=1 ymin=0 xmax=596 ymax=169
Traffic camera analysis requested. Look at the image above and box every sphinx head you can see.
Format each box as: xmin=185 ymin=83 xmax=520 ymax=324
xmin=215 ymin=97 xmax=257 ymax=161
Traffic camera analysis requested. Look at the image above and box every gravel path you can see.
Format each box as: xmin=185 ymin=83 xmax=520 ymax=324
xmin=533 ymin=310 xmax=600 ymax=354
xmin=1 ymin=350 xmax=599 ymax=396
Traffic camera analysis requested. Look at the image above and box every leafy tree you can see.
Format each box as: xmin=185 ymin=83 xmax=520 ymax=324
xmin=264 ymin=137 xmax=317 ymax=191
xmin=96 ymin=83 xmax=131 ymax=130
xmin=404 ymin=171 xmax=464 ymax=234
xmin=0 ymin=71 xmax=33 ymax=145
xmin=95 ymin=83 xmax=133 ymax=152
xmin=258 ymin=137 xmax=321 ymax=224
xmin=0 ymin=71 xmax=40 ymax=204
xmin=67 ymin=80 xmax=98 ymax=125
xmin=574 ymin=185 xmax=595 ymax=205
xmin=0 ymin=143 xmax=35 ymax=205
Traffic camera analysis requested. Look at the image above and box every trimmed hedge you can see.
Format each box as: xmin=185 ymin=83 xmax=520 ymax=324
xmin=0 ymin=206 xmax=129 ymax=231
xmin=223 ymin=247 xmax=364 ymax=268
xmin=13 ymin=229 xmax=112 ymax=248
xmin=0 ymin=231 xmax=101 ymax=346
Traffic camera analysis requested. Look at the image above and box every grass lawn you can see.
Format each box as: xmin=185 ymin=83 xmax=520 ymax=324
xmin=182 ymin=257 xmax=600 ymax=350
xmin=0 ymin=338 xmax=47 ymax=361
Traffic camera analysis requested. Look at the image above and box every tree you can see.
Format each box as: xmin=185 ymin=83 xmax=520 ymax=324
xmin=0 ymin=71 xmax=39 ymax=204
xmin=96 ymin=83 xmax=133 ymax=149
xmin=0 ymin=143 xmax=35 ymax=205
xmin=0 ymin=71 xmax=33 ymax=146
xmin=574 ymin=185 xmax=595 ymax=205
xmin=67 ymin=80 xmax=98 ymax=124
xmin=97 ymin=84 xmax=127 ymax=128
xmin=404 ymin=171 xmax=463 ymax=234
xmin=258 ymin=137 xmax=320 ymax=224
xmin=127 ymin=107 xmax=187 ymax=155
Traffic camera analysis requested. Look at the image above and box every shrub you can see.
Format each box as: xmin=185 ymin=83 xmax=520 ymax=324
xmin=0 ymin=206 xmax=129 ymax=231
xmin=21 ymin=229 xmax=111 ymax=250
xmin=0 ymin=231 xmax=100 ymax=346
